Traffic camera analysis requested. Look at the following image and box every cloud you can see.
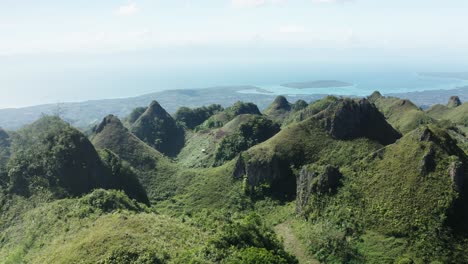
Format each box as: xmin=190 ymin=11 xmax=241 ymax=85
xmin=115 ymin=2 xmax=139 ymax=16
xmin=231 ymin=0 xmax=285 ymax=8
xmin=279 ymin=25 xmax=306 ymax=33
xmin=231 ymin=0 xmax=352 ymax=8
xmin=311 ymin=0 xmax=354 ymax=3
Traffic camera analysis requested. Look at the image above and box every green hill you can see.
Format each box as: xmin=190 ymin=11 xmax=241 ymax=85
xmin=237 ymin=97 xmax=399 ymax=198
xmin=368 ymin=91 xmax=434 ymax=134
xmin=1 ymin=116 xmax=148 ymax=203
xmin=426 ymin=101 xmax=468 ymax=127
xmin=264 ymin=96 xmax=310 ymax=124
xmin=264 ymin=96 xmax=292 ymax=123
xmin=295 ymin=126 xmax=468 ymax=263
xmin=174 ymin=104 xmax=224 ymax=129
xmin=91 ymin=115 xmax=176 ymax=202
xmin=199 ymin=101 xmax=261 ymax=130
xmin=130 ymin=101 xmax=185 ymax=157
xmin=177 ymin=114 xmax=279 ymax=168
xmin=6 ymin=117 xmax=109 ymax=197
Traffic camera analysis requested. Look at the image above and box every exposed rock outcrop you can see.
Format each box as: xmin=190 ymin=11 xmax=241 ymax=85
xmin=315 ymin=98 xmax=402 ymax=145
xmin=420 ymin=146 xmax=436 ymax=176
xmin=448 ymin=96 xmax=462 ymax=108
xmin=296 ymin=165 xmax=343 ymax=216
xmin=243 ymin=153 xmax=286 ymax=187
xmin=449 ymin=160 xmax=465 ymax=192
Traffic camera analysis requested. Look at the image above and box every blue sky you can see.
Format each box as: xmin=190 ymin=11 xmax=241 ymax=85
xmin=1 ymin=0 xmax=468 ymax=57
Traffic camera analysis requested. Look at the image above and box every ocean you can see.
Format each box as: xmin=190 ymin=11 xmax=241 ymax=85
xmin=1 ymin=55 xmax=467 ymax=109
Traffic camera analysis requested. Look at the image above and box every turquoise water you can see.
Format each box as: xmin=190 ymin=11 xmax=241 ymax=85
xmin=239 ymin=72 xmax=468 ymax=97
xmin=0 ymin=55 xmax=467 ymax=108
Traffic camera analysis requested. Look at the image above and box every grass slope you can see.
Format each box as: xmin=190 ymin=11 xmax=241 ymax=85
xmin=296 ymin=126 xmax=468 ymax=263
xmin=426 ymin=102 xmax=468 ymax=126
xmin=368 ymin=92 xmax=434 ymax=134
xmin=91 ymin=115 xmax=177 ymax=203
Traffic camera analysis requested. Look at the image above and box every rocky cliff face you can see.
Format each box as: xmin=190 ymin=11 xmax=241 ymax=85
xmin=448 ymin=96 xmax=462 ymax=108
xmin=234 ymin=97 xmax=399 ymax=199
xmin=130 ymin=100 xmax=185 ymax=157
xmin=417 ymin=127 xmax=467 ymax=193
xmin=315 ymin=98 xmax=402 ymax=145
xmin=296 ymin=165 xmax=342 ymax=216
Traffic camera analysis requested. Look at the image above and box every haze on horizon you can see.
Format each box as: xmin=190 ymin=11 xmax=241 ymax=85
xmin=1 ymin=0 xmax=468 ymax=108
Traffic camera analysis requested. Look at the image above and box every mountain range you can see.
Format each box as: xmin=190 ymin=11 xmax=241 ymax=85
xmin=0 ymin=85 xmax=466 ymax=131
xmin=0 ymin=90 xmax=467 ymax=263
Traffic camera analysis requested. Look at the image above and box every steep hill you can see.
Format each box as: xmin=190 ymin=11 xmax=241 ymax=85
xmin=264 ymin=96 xmax=292 ymax=122
xmin=2 ymin=116 xmax=146 ymax=202
xmin=177 ymin=114 xmax=280 ymax=168
xmin=130 ymin=101 xmax=185 ymax=157
xmin=236 ymin=97 xmax=399 ymax=198
xmin=6 ymin=117 xmax=111 ymax=197
xmin=91 ymin=115 xmax=176 ymax=202
xmin=295 ymin=126 xmax=468 ymax=263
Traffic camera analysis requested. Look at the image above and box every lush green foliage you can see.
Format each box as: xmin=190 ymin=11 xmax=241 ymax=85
xmin=1 ymin=94 xmax=468 ymax=264
xmin=291 ymin=99 xmax=308 ymax=112
xmin=91 ymin=115 xmax=177 ymax=202
xmin=175 ymin=104 xmax=223 ymax=129
xmin=264 ymin=96 xmax=292 ymax=123
xmin=126 ymin=106 xmax=148 ymax=126
xmin=130 ymin=101 xmax=185 ymax=157
xmin=98 ymin=149 xmax=149 ymax=204
xmin=0 ymin=128 xmax=11 ymax=187
xmin=295 ymin=126 xmax=468 ymax=263
xmin=214 ymin=115 xmax=280 ymax=165
xmin=369 ymin=94 xmax=434 ymax=133
xmin=200 ymin=214 xmax=298 ymax=264
xmin=283 ymin=95 xmax=339 ymax=125
xmin=199 ymin=101 xmax=261 ymax=130
xmin=6 ymin=116 xmax=113 ymax=197
xmin=0 ymin=190 xmax=205 ymax=264
xmin=427 ymin=102 xmax=468 ymax=127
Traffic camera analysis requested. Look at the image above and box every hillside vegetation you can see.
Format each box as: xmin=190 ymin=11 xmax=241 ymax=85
xmin=0 ymin=92 xmax=467 ymax=263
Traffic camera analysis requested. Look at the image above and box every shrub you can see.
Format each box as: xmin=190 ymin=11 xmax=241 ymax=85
xmin=175 ymin=104 xmax=223 ymax=129
xmin=205 ymin=213 xmax=298 ymax=263
xmin=214 ymin=116 xmax=280 ymax=165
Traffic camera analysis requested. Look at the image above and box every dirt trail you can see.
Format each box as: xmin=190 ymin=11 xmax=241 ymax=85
xmin=274 ymin=221 xmax=320 ymax=264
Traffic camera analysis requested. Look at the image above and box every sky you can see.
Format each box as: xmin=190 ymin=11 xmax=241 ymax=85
xmin=1 ymin=0 xmax=468 ymax=56
xmin=0 ymin=0 xmax=468 ymax=108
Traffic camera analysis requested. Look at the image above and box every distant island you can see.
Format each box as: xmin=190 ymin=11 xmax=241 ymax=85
xmin=419 ymin=72 xmax=468 ymax=80
xmin=281 ymin=80 xmax=353 ymax=89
